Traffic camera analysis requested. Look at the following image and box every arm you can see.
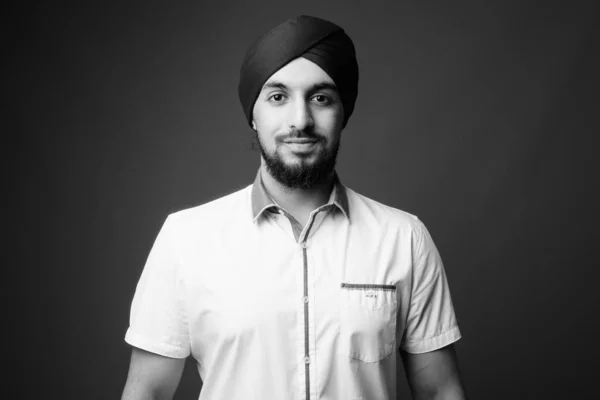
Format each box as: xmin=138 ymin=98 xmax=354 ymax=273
xmin=121 ymin=347 xmax=186 ymax=400
xmin=400 ymin=344 xmax=467 ymax=400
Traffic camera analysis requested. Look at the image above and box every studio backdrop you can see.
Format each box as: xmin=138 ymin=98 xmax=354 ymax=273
xmin=4 ymin=0 xmax=599 ymax=399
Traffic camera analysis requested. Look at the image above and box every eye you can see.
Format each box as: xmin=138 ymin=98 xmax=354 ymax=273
xmin=268 ymin=93 xmax=286 ymax=103
xmin=312 ymin=94 xmax=332 ymax=105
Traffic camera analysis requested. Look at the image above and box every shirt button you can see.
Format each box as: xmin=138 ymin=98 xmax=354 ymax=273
xmin=303 ymin=296 xmax=309 ymax=303
xmin=304 ymin=356 xmax=310 ymax=364
xmin=301 ymin=241 xmax=307 ymax=249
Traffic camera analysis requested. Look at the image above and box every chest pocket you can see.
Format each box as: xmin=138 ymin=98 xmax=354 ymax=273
xmin=339 ymin=283 xmax=398 ymax=363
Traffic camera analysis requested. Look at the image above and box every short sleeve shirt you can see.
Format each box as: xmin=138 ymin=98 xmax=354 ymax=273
xmin=125 ymin=171 xmax=461 ymax=400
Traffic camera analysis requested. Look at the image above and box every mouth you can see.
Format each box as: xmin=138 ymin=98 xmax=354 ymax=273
xmin=283 ymin=138 xmax=318 ymax=144
xmin=281 ymin=139 xmax=319 ymax=154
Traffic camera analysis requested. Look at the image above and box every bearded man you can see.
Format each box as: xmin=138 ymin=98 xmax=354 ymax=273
xmin=122 ymin=15 xmax=467 ymax=400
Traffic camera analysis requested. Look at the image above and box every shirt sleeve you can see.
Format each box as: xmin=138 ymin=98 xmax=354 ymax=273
xmin=124 ymin=215 xmax=190 ymax=358
xmin=399 ymin=219 xmax=462 ymax=354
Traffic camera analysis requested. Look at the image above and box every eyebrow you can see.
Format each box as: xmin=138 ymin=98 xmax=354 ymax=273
xmin=261 ymin=81 xmax=338 ymax=93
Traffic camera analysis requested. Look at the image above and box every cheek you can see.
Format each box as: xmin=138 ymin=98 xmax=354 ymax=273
xmin=252 ymin=102 xmax=264 ymax=129
xmin=254 ymin=106 xmax=277 ymax=132
xmin=314 ymin=107 xmax=344 ymax=131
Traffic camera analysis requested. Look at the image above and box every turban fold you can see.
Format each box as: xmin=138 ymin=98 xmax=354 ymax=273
xmin=238 ymin=15 xmax=359 ymax=128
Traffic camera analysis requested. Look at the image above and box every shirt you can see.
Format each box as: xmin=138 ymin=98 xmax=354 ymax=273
xmin=125 ymin=170 xmax=461 ymax=400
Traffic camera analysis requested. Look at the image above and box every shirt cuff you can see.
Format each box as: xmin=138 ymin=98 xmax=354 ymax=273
xmin=400 ymin=326 xmax=462 ymax=354
xmin=124 ymin=328 xmax=190 ymax=359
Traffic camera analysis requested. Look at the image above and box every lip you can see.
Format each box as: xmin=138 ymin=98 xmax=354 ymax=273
xmin=283 ymin=139 xmax=317 ymax=144
xmin=282 ymin=140 xmax=318 ymax=154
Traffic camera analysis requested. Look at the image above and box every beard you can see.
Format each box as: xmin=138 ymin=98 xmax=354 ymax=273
xmin=257 ymin=131 xmax=340 ymax=189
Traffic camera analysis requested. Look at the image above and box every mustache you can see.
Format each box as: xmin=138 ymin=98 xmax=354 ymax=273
xmin=277 ymin=129 xmax=324 ymax=141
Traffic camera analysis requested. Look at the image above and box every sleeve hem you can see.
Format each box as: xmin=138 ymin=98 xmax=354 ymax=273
xmin=125 ymin=328 xmax=190 ymax=359
xmin=400 ymin=326 xmax=462 ymax=354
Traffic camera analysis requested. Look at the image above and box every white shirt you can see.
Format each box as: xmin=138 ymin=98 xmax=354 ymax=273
xmin=125 ymin=171 xmax=461 ymax=400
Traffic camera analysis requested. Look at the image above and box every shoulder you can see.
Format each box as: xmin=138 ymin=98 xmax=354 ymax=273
xmin=164 ymin=185 xmax=253 ymax=233
xmin=344 ymin=186 xmax=426 ymax=234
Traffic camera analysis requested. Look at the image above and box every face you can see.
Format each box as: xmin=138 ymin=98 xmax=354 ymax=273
xmin=252 ymin=57 xmax=345 ymax=189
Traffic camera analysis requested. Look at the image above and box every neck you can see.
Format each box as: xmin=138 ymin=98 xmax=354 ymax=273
xmin=260 ymin=160 xmax=334 ymax=224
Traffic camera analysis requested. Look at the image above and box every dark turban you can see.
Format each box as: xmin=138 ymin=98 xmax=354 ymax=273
xmin=238 ymin=15 xmax=359 ymax=128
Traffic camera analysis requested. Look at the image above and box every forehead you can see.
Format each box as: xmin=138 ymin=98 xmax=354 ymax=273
xmin=263 ymin=57 xmax=335 ymax=89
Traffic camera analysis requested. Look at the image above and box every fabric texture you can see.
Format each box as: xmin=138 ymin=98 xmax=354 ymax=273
xmin=125 ymin=170 xmax=461 ymax=400
xmin=238 ymin=15 xmax=359 ymax=128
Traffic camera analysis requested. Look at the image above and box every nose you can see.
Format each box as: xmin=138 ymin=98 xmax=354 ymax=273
xmin=287 ymin=99 xmax=314 ymax=131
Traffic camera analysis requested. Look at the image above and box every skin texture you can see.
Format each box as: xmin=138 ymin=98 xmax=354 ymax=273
xmin=252 ymin=57 xmax=345 ymax=225
xmin=401 ymin=344 xmax=468 ymax=400
xmin=121 ymin=348 xmax=185 ymax=400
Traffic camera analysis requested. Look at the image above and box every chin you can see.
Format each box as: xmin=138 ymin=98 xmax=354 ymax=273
xmin=282 ymin=156 xmax=319 ymax=168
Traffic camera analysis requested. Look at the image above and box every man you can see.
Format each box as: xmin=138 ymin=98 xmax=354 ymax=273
xmin=122 ymin=15 xmax=467 ymax=400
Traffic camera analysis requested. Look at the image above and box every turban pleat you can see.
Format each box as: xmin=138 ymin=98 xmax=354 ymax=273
xmin=238 ymin=15 xmax=359 ymax=128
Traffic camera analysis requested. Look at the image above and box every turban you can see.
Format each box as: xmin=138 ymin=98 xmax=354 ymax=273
xmin=238 ymin=15 xmax=359 ymax=128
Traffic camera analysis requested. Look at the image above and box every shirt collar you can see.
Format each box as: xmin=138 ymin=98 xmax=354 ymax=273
xmin=251 ymin=169 xmax=349 ymax=223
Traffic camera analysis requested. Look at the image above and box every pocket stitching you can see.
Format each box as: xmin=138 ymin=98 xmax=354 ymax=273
xmin=341 ymin=283 xmax=396 ymax=291
xmin=339 ymin=284 xmax=398 ymax=363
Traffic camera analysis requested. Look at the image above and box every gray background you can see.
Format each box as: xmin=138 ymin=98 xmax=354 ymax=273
xmin=4 ymin=0 xmax=599 ymax=398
